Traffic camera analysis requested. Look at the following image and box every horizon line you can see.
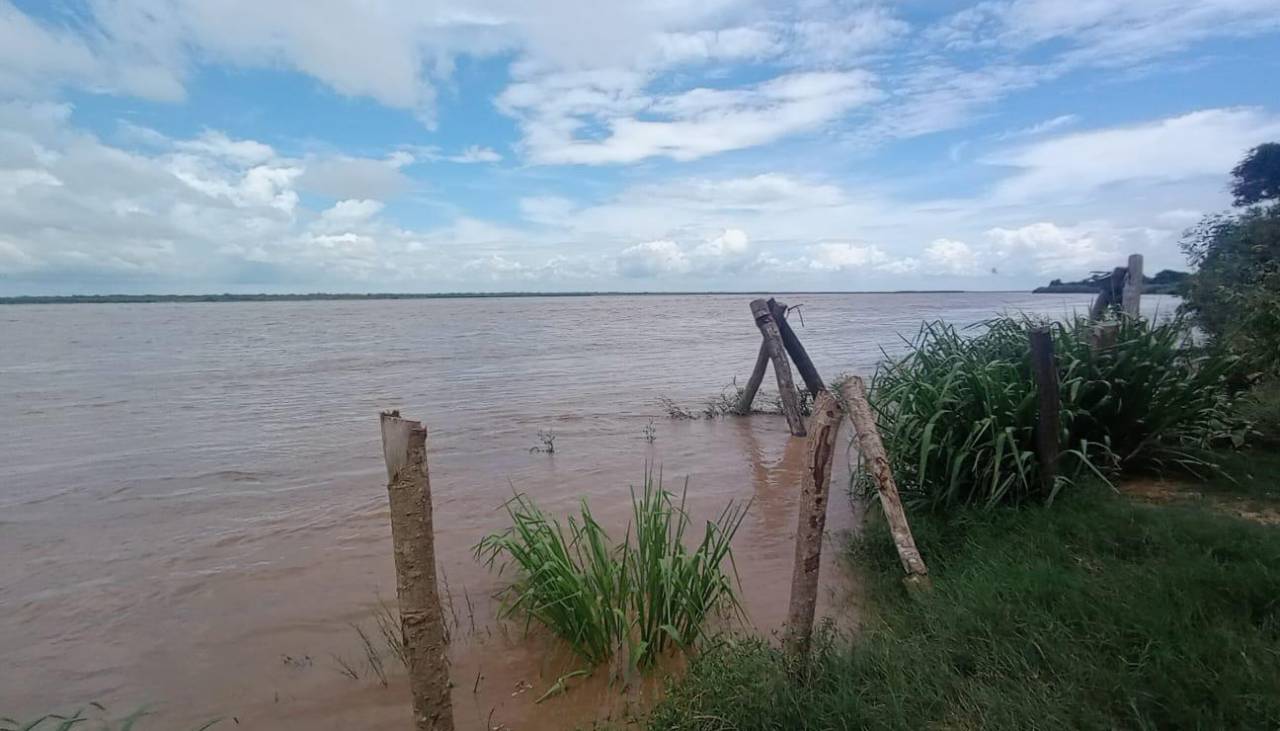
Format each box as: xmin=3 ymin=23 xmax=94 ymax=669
xmin=0 ymin=289 xmax=1064 ymax=304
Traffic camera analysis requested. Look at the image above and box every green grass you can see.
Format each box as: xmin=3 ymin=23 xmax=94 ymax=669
xmin=649 ymin=485 xmax=1280 ymax=730
xmin=476 ymin=470 xmax=747 ymax=671
xmin=868 ymin=314 xmax=1243 ymax=510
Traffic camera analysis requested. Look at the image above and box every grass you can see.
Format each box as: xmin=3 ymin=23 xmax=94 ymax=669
xmin=476 ymin=470 xmax=746 ymax=671
xmin=649 ymin=478 xmax=1280 ymax=730
xmin=868 ymin=314 xmax=1243 ymax=510
xmin=1 ymin=707 xmax=220 ymax=731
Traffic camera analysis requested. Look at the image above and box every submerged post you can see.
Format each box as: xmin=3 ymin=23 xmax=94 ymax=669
xmin=734 ymin=341 xmax=769 ymax=415
xmin=749 ymin=298 xmax=806 ymax=436
xmin=768 ymin=299 xmax=826 ymax=398
xmin=1028 ymin=329 xmax=1061 ymax=498
xmin=839 ymin=378 xmax=929 ymax=585
xmin=379 ymin=411 xmax=454 ymax=731
xmin=784 ymin=391 xmax=843 ymax=658
xmin=1122 ymin=253 xmax=1143 ymax=318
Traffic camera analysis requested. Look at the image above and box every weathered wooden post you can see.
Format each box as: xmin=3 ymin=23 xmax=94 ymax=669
xmin=784 ymin=390 xmax=842 ymax=658
xmin=379 ymin=411 xmax=454 ymax=731
xmin=1028 ymin=329 xmax=1061 ymax=498
xmin=839 ymin=378 xmax=929 ymax=585
xmin=1089 ymin=266 xmax=1126 ymax=320
xmin=749 ymin=298 xmax=806 ymax=436
xmin=768 ymin=299 xmax=826 ymax=398
xmin=1122 ymin=253 xmax=1143 ymax=318
xmin=734 ymin=342 xmax=769 ymax=415
xmin=1089 ymin=323 xmax=1119 ymax=353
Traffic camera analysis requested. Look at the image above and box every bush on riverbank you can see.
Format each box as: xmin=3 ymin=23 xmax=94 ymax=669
xmin=648 ymin=481 xmax=1280 ymax=730
xmin=867 ymin=314 xmax=1242 ymax=510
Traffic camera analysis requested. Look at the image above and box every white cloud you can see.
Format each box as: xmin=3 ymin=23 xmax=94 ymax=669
xmin=932 ymin=0 xmax=1280 ymax=64
xmin=615 ymin=228 xmax=757 ymax=279
xmin=989 ymin=107 xmax=1280 ymax=201
xmin=998 ymin=114 xmax=1080 ymax=139
xmin=502 ymin=70 xmax=881 ymax=164
xmin=803 ymin=242 xmax=914 ymax=273
xmin=617 ymin=240 xmax=690 ymax=278
xmin=296 ymin=155 xmax=415 ymax=201
xmin=924 ymin=238 xmax=981 ymax=275
xmin=449 ymin=145 xmax=503 ymax=163
xmin=984 ymin=222 xmax=1121 ymax=276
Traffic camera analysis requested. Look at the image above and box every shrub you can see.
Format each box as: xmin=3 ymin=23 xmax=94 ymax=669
xmin=868 ymin=314 xmax=1241 ymax=510
xmin=476 ymin=471 xmax=746 ymax=670
xmin=1180 ymin=203 xmax=1280 ymax=380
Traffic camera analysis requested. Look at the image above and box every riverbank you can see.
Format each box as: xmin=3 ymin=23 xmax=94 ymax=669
xmin=649 ymin=447 xmax=1280 ymax=730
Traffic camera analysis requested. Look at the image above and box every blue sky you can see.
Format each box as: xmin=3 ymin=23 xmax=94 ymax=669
xmin=1 ymin=0 xmax=1279 ymax=294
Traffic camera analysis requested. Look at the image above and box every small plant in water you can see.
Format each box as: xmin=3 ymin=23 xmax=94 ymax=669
xmin=642 ymin=418 xmax=657 ymax=443
xmin=529 ymin=428 xmax=557 ymax=454
xmin=475 ymin=469 xmax=746 ymax=671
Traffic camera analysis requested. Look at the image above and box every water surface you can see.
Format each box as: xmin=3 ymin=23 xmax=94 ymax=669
xmin=0 ymin=292 xmax=1171 ymax=728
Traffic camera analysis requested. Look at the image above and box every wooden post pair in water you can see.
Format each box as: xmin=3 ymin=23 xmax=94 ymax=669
xmin=784 ymin=379 xmax=931 ymax=659
xmin=736 ymin=297 xmax=824 ymax=436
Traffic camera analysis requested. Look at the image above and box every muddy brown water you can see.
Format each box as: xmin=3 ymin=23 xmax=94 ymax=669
xmin=1 ymin=293 xmax=1172 ymax=728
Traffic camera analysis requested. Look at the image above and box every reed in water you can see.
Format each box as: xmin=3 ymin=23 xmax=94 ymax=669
xmin=476 ymin=470 xmax=746 ymax=671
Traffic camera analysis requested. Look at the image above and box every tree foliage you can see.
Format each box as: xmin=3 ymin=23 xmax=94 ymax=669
xmin=1180 ymin=203 xmax=1280 ymax=378
xmin=1231 ymin=142 xmax=1280 ymax=207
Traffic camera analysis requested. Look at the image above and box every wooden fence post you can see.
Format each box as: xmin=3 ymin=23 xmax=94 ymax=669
xmin=734 ymin=341 xmax=769 ymax=415
xmin=1089 ymin=323 xmax=1119 ymax=353
xmin=380 ymin=411 xmax=454 ymax=731
xmin=839 ymin=378 xmax=929 ymax=585
xmin=1028 ymin=329 xmax=1061 ymax=498
xmin=768 ymin=299 xmax=826 ymax=398
xmin=784 ymin=391 xmax=842 ymax=658
xmin=750 ymin=298 xmax=806 ymax=436
xmin=1122 ymin=253 xmax=1143 ymax=318
xmin=1089 ymin=266 xmax=1126 ymax=320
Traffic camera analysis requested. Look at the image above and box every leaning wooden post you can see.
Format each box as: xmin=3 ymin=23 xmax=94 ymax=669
xmin=1121 ymin=253 xmax=1143 ymax=318
xmin=839 ymin=378 xmax=929 ymax=585
xmin=1028 ymin=329 xmax=1061 ymax=498
xmin=749 ymin=298 xmax=806 ymax=436
xmin=734 ymin=341 xmax=769 ymax=415
xmin=768 ymin=299 xmax=826 ymax=398
xmin=784 ymin=390 xmax=842 ymax=658
xmin=379 ymin=411 xmax=454 ymax=731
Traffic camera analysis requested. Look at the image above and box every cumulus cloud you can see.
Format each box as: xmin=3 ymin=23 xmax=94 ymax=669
xmin=924 ymin=238 xmax=981 ymax=275
xmin=984 ymin=222 xmax=1122 ymax=276
xmin=615 ymin=229 xmax=757 ymax=279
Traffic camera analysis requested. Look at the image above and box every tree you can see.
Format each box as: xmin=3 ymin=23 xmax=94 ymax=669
xmin=1231 ymin=142 xmax=1280 ymax=207
xmin=1181 ymin=204 xmax=1280 ymax=377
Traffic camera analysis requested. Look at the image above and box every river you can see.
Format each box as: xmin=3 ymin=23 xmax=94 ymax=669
xmin=0 ymin=292 xmax=1176 ymax=728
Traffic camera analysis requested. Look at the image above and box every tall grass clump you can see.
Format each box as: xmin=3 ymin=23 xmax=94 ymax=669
xmin=476 ymin=471 xmax=746 ymax=670
xmin=869 ymin=314 xmax=1241 ymax=510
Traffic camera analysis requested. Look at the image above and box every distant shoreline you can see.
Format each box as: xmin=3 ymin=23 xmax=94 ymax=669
xmin=0 ymin=289 xmax=1011 ymax=305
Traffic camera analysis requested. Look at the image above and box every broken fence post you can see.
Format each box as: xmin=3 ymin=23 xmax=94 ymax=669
xmin=839 ymin=378 xmax=930 ymax=586
xmin=734 ymin=340 xmax=769 ymax=415
xmin=768 ymin=299 xmax=826 ymax=398
xmin=1028 ymin=329 xmax=1061 ymax=499
xmin=379 ymin=410 xmax=454 ymax=731
xmin=749 ymin=298 xmax=806 ymax=436
xmin=1122 ymin=253 xmax=1143 ymax=318
xmin=784 ymin=390 xmax=842 ymax=658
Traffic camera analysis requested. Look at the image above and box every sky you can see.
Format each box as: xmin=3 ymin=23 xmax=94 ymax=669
xmin=1 ymin=0 xmax=1279 ymax=295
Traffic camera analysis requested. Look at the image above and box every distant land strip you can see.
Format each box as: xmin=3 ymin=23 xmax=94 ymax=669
xmin=0 ymin=290 xmax=982 ymax=305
